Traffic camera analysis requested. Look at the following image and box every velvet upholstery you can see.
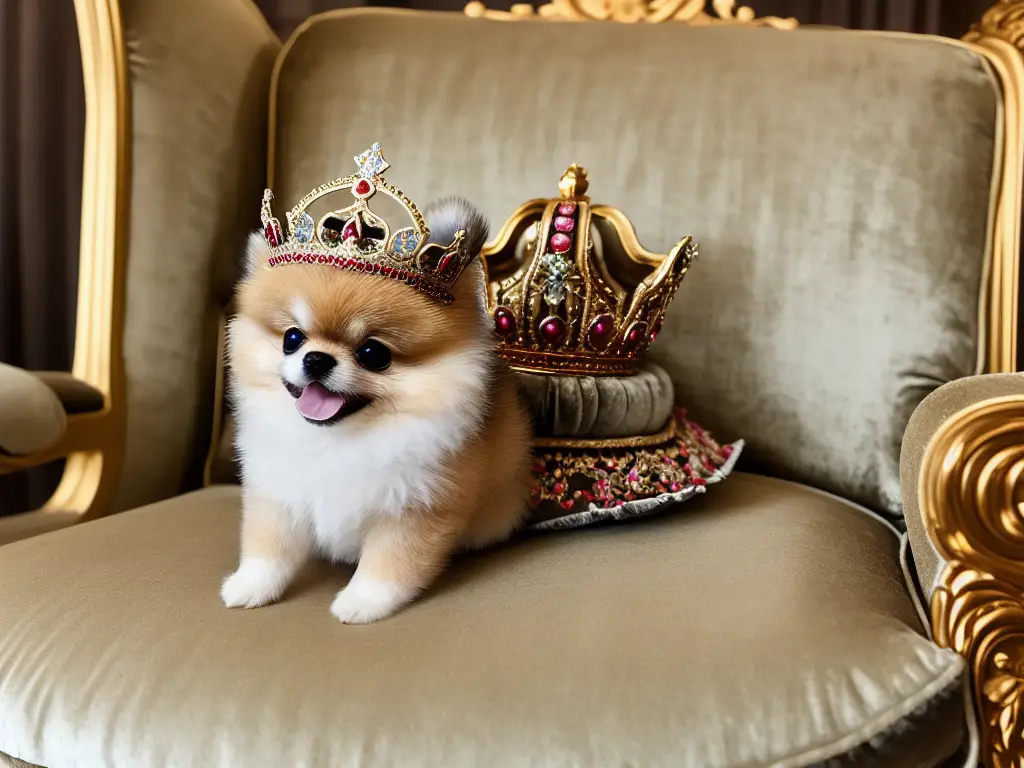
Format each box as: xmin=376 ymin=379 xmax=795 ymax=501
xmin=514 ymin=362 xmax=674 ymax=438
xmin=254 ymin=12 xmax=999 ymax=519
xmin=0 ymin=474 xmax=964 ymax=768
xmin=110 ymin=0 xmax=279 ymax=512
xmin=0 ymin=511 xmax=79 ymax=549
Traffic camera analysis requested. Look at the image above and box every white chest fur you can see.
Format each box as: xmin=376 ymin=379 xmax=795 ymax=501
xmin=234 ymin=385 xmax=479 ymax=562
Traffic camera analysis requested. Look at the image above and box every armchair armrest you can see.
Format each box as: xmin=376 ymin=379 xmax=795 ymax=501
xmin=0 ymin=363 xmax=67 ymax=456
xmin=901 ymin=372 xmax=1024 ymax=591
xmin=0 ymin=365 xmax=109 ymax=471
xmin=901 ymin=372 xmax=1024 ymax=767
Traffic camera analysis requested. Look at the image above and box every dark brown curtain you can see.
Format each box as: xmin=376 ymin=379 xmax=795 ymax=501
xmin=741 ymin=0 xmax=989 ymax=33
xmin=0 ymin=0 xmax=84 ymax=516
xmin=0 ymin=0 xmax=1001 ymax=516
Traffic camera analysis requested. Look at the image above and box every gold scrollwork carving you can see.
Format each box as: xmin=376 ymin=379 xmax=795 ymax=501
xmin=932 ymin=565 xmax=1024 ymax=768
xmin=463 ymin=0 xmax=798 ymax=29
xmin=966 ymin=0 xmax=1024 ymax=48
xmin=922 ymin=395 xmax=1024 ymax=768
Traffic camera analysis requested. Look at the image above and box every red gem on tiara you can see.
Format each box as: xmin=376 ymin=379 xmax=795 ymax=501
xmin=342 ymin=219 xmax=360 ymax=241
xmin=557 ymin=202 xmax=576 ymax=216
xmin=437 ymin=252 xmax=458 ymax=274
xmin=355 ymin=179 xmax=371 ymax=196
xmin=264 ymin=219 xmax=282 ymax=247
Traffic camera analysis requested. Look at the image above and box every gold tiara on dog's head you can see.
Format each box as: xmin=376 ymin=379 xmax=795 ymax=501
xmin=260 ymin=143 xmax=470 ymax=304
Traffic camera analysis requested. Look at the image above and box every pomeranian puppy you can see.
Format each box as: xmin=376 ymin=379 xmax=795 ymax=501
xmin=222 ymin=198 xmax=532 ymax=624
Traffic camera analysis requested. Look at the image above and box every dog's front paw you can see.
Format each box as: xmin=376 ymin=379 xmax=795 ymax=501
xmin=221 ymin=557 xmax=291 ymax=609
xmin=330 ymin=579 xmax=414 ymax=625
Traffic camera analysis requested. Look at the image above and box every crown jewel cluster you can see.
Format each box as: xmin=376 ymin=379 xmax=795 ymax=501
xmin=483 ymin=165 xmax=697 ymax=377
xmin=259 ymin=143 xmax=470 ymax=303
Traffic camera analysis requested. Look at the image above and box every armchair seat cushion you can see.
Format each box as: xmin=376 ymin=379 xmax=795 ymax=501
xmin=0 ymin=474 xmax=965 ymax=767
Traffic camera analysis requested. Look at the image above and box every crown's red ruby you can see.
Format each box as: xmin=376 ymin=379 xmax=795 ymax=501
xmin=554 ymin=216 xmax=575 ymax=233
xmin=624 ymin=321 xmax=648 ymax=349
xmin=550 ymin=233 xmax=572 ymax=254
xmin=437 ymin=252 xmax=455 ymax=274
xmin=650 ymin=319 xmax=663 ymax=342
xmin=355 ymin=179 xmax=371 ymax=195
xmin=557 ymin=202 xmax=576 ymax=216
xmin=587 ymin=313 xmax=614 ymax=349
xmin=539 ymin=315 xmax=566 ymax=344
xmin=494 ymin=306 xmax=516 ymax=337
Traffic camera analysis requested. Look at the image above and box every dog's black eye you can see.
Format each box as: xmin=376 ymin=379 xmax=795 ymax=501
xmin=282 ymin=327 xmax=306 ymax=354
xmin=355 ymin=339 xmax=391 ymax=372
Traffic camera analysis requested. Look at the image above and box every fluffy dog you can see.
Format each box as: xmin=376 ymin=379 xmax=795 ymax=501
xmin=222 ymin=199 xmax=532 ymax=624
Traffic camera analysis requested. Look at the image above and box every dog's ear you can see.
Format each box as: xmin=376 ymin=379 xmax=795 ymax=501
xmin=242 ymin=230 xmax=271 ymax=278
xmin=423 ymin=197 xmax=489 ymax=259
xmin=423 ymin=198 xmax=492 ymax=314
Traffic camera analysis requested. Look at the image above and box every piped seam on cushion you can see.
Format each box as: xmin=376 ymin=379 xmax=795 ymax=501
xmin=900 ymin=534 xmax=932 ymax=638
xmin=795 ymin=671 xmax=966 ymax=768
xmin=772 ymin=651 xmax=966 ymax=768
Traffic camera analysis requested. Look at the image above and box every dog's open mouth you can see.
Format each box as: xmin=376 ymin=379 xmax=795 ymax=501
xmin=283 ymin=381 xmax=371 ymax=425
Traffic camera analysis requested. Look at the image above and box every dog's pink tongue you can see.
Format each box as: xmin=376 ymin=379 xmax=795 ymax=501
xmin=296 ymin=382 xmax=345 ymax=421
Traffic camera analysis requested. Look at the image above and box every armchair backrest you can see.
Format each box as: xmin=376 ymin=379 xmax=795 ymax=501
xmin=101 ymin=0 xmax=279 ymax=512
xmin=96 ymin=2 xmax=1020 ymax=519
xmin=206 ymin=8 xmax=1017 ymax=518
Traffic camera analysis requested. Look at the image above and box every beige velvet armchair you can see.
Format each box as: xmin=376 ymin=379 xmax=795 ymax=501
xmin=0 ymin=1 xmax=1022 ymax=766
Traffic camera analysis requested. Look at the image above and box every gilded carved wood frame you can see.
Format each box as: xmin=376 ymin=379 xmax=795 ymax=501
xmin=0 ymin=0 xmax=129 ymax=524
xmin=29 ymin=1 xmax=1024 ymax=763
xmin=463 ymin=1 xmax=1024 ymax=766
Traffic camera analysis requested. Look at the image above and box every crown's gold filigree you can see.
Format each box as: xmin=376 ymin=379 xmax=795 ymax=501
xmin=482 ymin=165 xmax=696 ymax=376
xmin=259 ymin=143 xmax=470 ymax=304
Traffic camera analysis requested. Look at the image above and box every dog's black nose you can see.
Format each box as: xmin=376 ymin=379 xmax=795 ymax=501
xmin=302 ymin=351 xmax=336 ymax=379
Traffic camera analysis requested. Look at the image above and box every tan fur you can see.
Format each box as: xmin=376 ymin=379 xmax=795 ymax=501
xmin=224 ymin=243 xmax=533 ymax=623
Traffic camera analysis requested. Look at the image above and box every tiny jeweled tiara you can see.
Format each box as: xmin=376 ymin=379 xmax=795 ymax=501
xmin=260 ymin=143 xmax=472 ymax=304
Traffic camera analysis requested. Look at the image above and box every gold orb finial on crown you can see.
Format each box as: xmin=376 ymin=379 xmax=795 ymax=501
xmin=258 ymin=143 xmax=471 ymax=304
xmin=482 ymin=165 xmax=697 ymax=376
xmin=559 ymin=164 xmax=589 ymax=199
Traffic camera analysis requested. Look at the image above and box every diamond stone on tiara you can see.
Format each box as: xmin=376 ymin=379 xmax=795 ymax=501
xmin=354 ymin=142 xmax=390 ymax=179
xmin=258 ymin=143 xmax=473 ymax=304
xmin=293 ymin=212 xmax=315 ymax=243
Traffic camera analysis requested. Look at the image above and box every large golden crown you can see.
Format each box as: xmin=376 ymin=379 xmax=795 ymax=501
xmin=482 ymin=165 xmax=697 ymax=376
xmin=260 ymin=143 xmax=472 ymax=304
